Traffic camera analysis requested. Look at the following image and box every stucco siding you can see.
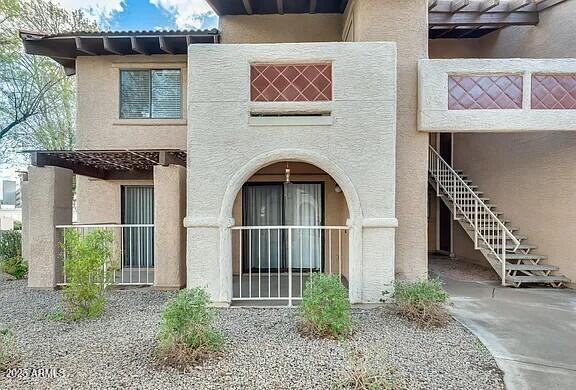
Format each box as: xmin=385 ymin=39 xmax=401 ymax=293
xmin=76 ymin=177 xmax=153 ymax=224
xmin=219 ymin=14 xmax=343 ymax=44
xmin=75 ymin=55 xmax=187 ymax=150
xmin=348 ymin=0 xmax=429 ymax=281
xmin=185 ymin=42 xmax=398 ymax=303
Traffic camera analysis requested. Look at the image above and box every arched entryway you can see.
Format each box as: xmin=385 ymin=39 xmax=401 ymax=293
xmin=229 ymin=161 xmax=351 ymax=305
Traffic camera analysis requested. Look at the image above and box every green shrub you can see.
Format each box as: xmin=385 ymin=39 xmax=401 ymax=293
xmin=0 ymin=230 xmax=26 ymax=279
xmin=60 ymin=228 xmax=115 ymax=320
xmin=0 ymin=256 xmax=27 ymax=279
xmin=0 ymin=328 xmax=19 ymax=372
xmin=0 ymin=230 xmax=21 ymax=260
xmin=389 ymin=279 xmax=450 ymax=327
xmin=157 ymin=288 xmax=224 ymax=368
xmin=298 ymin=273 xmax=352 ymax=339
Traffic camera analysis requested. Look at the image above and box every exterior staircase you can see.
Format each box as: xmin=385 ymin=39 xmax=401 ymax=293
xmin=428 ymin=146 xmax=570 ymax=287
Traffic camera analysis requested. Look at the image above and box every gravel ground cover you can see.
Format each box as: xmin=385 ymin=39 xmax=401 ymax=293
xmin=0 ymin=278 xmax=504 ymax=390
xmin=429 ymin=255 xmax=500 ymax=282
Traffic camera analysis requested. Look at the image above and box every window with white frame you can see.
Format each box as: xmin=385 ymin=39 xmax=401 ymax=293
xmin=119 ymin=69 xmax=182 ymax=119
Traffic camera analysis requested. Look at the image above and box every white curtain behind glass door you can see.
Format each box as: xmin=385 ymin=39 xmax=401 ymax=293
xmin=284 ymin=183 xmax=322 ymax=269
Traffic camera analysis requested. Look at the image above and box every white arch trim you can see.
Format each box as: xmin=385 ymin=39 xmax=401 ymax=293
xmin=219 ymin=148 xmax=364 ymax=223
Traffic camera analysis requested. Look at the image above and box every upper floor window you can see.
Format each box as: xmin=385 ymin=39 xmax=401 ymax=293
xmin=120 ymin=69 xmax=182 ymax=119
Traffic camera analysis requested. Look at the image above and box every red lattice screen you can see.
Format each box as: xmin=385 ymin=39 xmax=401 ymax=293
xmin=532 ymin=75 xmax=576 ymax=109
xmin=250 ymin=64 xmax=332 ymax=102
xmin=448 ymin=75 xmax=523 ymax=110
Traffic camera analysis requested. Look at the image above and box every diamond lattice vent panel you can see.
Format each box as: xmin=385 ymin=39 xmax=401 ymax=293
xmin=532 ymin=75 xmax=576 ymax=109
xmin=250 ymin=64 xmax=332 ymax=102
xmin=448 ymin=75 xmax=523 ymax=110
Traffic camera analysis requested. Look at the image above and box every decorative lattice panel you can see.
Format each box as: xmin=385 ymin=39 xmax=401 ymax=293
xmin=448 ymin=75 xmax=523 ymax=110
xmin=532 ymin=75 xmax=576 ymax=109
xmin=250 ymin=64 xmax=332 ymax=102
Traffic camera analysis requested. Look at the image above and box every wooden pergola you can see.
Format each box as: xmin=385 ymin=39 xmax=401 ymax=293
xmin=27 ymin=150 xmax=186 ymax=180
xmin=429 ymin=0 xmax=569 ymax=38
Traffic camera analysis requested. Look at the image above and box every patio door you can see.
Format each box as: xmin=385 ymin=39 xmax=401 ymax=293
xmin=121 ymin=186 xmax=154 ymax=267
xmin=242 ymin=183 xmax=323 ymax=271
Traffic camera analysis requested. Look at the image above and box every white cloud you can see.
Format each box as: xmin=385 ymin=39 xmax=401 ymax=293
xmin=150 ymin=0 xmax=215 ymax=29
xmin=54 ymin=0 xmax=125 ymax=24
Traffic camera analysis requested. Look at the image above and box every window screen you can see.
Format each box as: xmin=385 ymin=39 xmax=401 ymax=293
xmin=120 ymin=69 xmax=181 ymax=119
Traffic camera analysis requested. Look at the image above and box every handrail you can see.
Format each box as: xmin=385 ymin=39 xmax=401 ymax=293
xmin=231 ymin=225 xmax=349 ymax=230
xmin=429 ymin=147 xmax=518 ymax=245
xmin=56 ymin=224 xmax=154 ymax=228
xmin=429 ymin=146 xmax=520 ymax=285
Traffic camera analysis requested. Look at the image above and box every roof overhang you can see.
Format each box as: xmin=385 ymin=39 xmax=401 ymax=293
xmin=26 ymin=150 xmax=186 ymax=180
xmin=20 ymin=29 xmax=220 ymax=75
xmin=206 ymin=0 xmax=349 ymax=15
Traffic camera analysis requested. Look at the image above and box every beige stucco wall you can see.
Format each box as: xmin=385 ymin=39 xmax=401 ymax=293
xmin=429 ymin=0 xmax=576 ymax=285
xmin=219 ymin=14 xmax=343 ymax=44
xmin=75 ymin=55 xmax=187 ymax=150
xmin=185 ymin=42 xmax=398 ymax=304
xmin=76 ymin=176 xmax=153 ymax=224
xmin=154 ymin=165 xmax=187 ymax=289
xmin=419 ymin=59 xmax=576 ymax=132
xmin=346 ymin=0 xmax=429 ymax=281
xmin=27 ymin=166 xmax=73 ymax=289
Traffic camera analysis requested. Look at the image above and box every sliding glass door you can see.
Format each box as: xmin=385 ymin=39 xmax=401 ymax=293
xmin=242 ymin=182 xmax=323 ymax=271
xmin=121 ymin=186 xmax=154 ymax=268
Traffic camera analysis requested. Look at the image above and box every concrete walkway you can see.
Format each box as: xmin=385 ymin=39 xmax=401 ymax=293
xmin=442 ymin=276 xmax=576 ymax=390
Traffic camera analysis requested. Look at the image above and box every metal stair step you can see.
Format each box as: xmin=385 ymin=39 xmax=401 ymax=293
xmin=492 ymin=253 xmax=547 ymax=260
xmin=484 ymin=235 xmax=527 ymax=241
xmin=430 ymin=158 xmax=568 ymax=289
xmin=506 ymin=263 xmax=559 ymax=271
xmin=464 ymin=225 xmax=519 ymax=233
xmin=506 ymin=275 xmax=570 ymax=284
xmin=489 ymin=243 xmax=537 ymax=250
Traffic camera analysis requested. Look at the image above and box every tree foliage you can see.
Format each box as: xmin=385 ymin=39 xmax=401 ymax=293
xmin=0 ymin=0 xmax=97 ymax=165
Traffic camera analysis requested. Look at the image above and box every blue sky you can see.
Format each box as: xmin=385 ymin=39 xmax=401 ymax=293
xmin=108 ymin=0 xmax=217 ymax=31
xmin=58 ymin=0 xmax=218 ymax=31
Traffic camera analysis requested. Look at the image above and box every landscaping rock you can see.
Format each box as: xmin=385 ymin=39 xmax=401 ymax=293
xmin=0 ymin=279 xmax=504 ymax=389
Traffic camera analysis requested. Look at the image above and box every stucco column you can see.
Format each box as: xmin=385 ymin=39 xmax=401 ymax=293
xmin=351 ymin=0 xmax=429 ymax=281
xmin=20 ymin=179 xmax=30 ymax=262
xmin=153 ymin=165 xmax=187 ymax=290
xmin=27 ymin=166 xmax=73 ymax=289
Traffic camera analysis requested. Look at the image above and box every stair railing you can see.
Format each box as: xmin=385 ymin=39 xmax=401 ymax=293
xmin=428 ymin=146 xmax=520 ymax=285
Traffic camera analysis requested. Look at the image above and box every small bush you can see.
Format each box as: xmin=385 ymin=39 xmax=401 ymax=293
xmin=298 ymin=273 xmax=352 ymax=339
xmin=0 ymin=256 xmax=27 ymax=279
xmin=157 ymin=288 xmax=224 ymax=368
xmin=335 ymin=349 xmax=414 ymax=390
xmin=0 ymin=230 xmax=26 ymax=279
xmin=389 ymin=279 xmax=450 ymax=327
xmin=60 ymin=228 xmax=115 ymax=320
xmin=0 ymin=328 xmax=19 ymax=372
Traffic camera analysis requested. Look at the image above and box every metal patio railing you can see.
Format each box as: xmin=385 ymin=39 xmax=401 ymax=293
xmin=56 ymin=224 xmax=155 ymax=286
xmin=231 ymin=225 xmax=349 ymax=306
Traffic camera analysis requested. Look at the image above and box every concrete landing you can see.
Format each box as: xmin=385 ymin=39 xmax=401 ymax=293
xmin=442 ymin=276 xmax=576 ymax=390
